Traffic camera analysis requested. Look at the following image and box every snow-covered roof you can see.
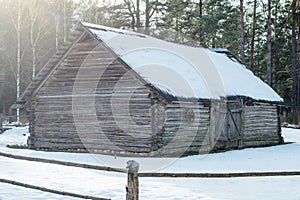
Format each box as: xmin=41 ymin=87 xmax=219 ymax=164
xmin=83 ymin=22 xmax=282 ymax=102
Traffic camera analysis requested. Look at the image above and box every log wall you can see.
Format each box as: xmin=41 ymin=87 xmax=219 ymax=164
xmin=28 ymin=33 xmax=154 ymax=154
xmin=241 ymin=102 xmax=281 ymax=147
xmin=152 ymin=101 xmax=211 ymax=156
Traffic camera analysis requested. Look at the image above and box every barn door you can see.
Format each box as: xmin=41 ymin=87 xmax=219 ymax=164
xmin=210 ymin=100 xmax=227 ymax=147
xmin=210 ymin=100 xmax=242 ymax=148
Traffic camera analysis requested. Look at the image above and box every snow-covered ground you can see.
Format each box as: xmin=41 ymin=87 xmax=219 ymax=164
xmin=0 ymin=127 xmax=300 ymax=199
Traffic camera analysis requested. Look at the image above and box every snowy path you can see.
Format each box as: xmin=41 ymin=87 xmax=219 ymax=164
xmin=0 ymin=127 xmax=300 ymax=199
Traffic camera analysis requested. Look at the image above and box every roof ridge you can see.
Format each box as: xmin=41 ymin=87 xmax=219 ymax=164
xmin=81 ymin=22 xmax=146 ymax=38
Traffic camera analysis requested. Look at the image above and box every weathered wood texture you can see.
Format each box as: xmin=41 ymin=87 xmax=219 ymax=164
xmin=242 ymin=102 xmax=281 ymax=147
xmin=151 ymin=100 xmax=211 ymax=156
xmin=28 ymin=33 xmax=153 ymax=154
xmin=138 ymin=171 xmax=300 ymax=178
xmin=126 ymin=160 xmax=139 ymax=200
xmin=27 ymin=29 xmax=281 ymax=157
xmin=211 ymin=100 xmax=243 ymax=150
xmin=211 ymin=101 xmax=281 ymax=151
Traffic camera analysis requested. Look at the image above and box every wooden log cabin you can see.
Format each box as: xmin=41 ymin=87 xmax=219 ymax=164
xmin=14 ymin=22 xmax=284 ymax=157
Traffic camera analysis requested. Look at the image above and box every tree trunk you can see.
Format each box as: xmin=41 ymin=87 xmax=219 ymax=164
xmin=30 ymin=4 xmax=36 ymax=79
xmin=32 ymin=41 xmax=36 ymax=79
xmin=291 ymin=0 xmax=299 ymax=125
xmin=267 ymin=0 xmax=272 ymax=86
xmin=257 ymin=33 xmax=261 ymax=77
xmin=16 ymin=0 xmax=21 ymax=123
xmin=55 ymin=21 xmax=59 ymax=51
xmin=145 ymin=0 xmax=150 ymax=34
xmin=63 ymin=0 xmax=67 ymax=42
xmin=95 ymin=0 xmax=99 ymax=24
xmin=136 ymin=0 xmax=140 ymax=28
xmin=249 ymin=0 xmax=257 ymax=71
xmin=298 ymin=14 xmax=300 ymax=125
xmin=198 ymin=0 xmax=203 ymax=42
xmin=124 ymin=0 xmax=136 ymax=30
xmin=55 ymin=2 xmax=61 ymax=51
xmin=272 ymin=1 xmax=279 ymax=88
xmin=212 ymin=37 xmax=216 ymax=48
xmin=239 ymin=0 xmax=245 ymax=64
xmin=0 ymin=70 xmax=4 ymax=115
xmin=1 ymin=83 xmax=5 ymax=116
xmin=199 ymin=0 xmax=202 ymax=18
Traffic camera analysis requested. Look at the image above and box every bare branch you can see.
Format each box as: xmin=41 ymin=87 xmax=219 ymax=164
xmin=149 ymin=0 xmax=159 ymax=19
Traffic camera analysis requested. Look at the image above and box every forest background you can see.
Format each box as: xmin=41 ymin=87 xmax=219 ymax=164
xmin=0 ymin=0 xmax=299 ymax=124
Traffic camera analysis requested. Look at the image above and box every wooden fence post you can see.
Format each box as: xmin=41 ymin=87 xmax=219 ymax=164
xmin=126 ymin=160 xmax=139 ymax=200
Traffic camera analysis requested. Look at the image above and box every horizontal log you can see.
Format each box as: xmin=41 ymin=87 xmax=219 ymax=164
xmin=81 ymin=132 xmax=153 ymax=138
xmin=242 ymin=141 xmax=279 ymax=147
xmin=32 ymin=141 xmax=152 ymax=153
xmin=138 ymin=171 xmax=300 ymax=178
xmin=242 ymin=137 xmax=279 ymax=143
xmin=34 ymin=122 xmax=152 ymax=130
xmin=243 ymin=114 xmax=277 ymax=119
xmin=0 ymin=179 xmax=110 ymax=200
xmin=243 ymin=123 xmax=278 ymax=128
xmin=243 ymin=127 xmax=278 ymax=133
xmin=33 ymin=135 xmax=153 ymax=146
xmin=68 ymin=50 xmax=110 ymax=56
xmin=32 ymin=136 xmax=153 ymax=146
xmin=0 ymin=151 xmax=126 ymax=173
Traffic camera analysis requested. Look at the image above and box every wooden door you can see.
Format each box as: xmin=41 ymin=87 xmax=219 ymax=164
xmin=210 ymin=100 xmax=242 ymax=148
xmin=226 ymin=101 xmax=242 ymax=142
